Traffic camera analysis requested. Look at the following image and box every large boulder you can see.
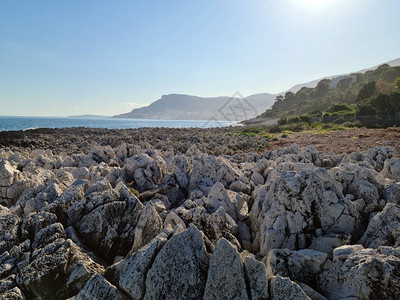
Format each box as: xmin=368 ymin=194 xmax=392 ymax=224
xmin=20 ymin=211 xmax=58 ymax=240
xmin=382 ymin=158 xmax=400 ymax=181
xmin=124 ymin=153 xmax=167 ymax=192
xmin=22 ymin=179 xmax=65 ymax=216
xmin=0 ymin=160 xmax=19 ymax=207
xmin=329 ymin=163 xmax=383 ymax=216
xmin=205 ymin=182 xmax=237 ymax=221
xmin=172 ymin=155 xmax=192 ymax=189
xmin=131 ymin=203 xmax=163 ymax=253
xmin=0 ymin=160 xmax=17 ymax=188
xmin=269 ymin=276 xmax=310 ymax=300
xmin=318 ymin=245 xmax=400 ymax=299
xmin=188 ymin=155 xmax=242 ymax=191
xmin=0 ymin=214 xmax=20 ymax=253
xmin=366 ymin=146 xmax=398 ymax=171
xmin=87 ymin=146 xmax=115 ymax=164
xmin=242 ymin=254 xmax=269 ymax=300
xmin=382 ymin=182 xmax=400 ymax=204
xmin=43 ymin=179 xmax=89 ymax=225
xmin=143 ymin=225 xmax=212 ymax=299
xmin=115 ymin=230 xmax=170 ymax=299
xmin=358 ymin=203 xmax=400 ymax=248
xmin=67 ymin=184 xmax=143 ymax=262
xmin=204 ymin=238 xmax=248 ymax=300
xmin=266 ymin=248 xmax=328 ymax=286
xmin=250 ymin=168 xmax=361 ymax=255
xmin=18 ymin=223 xmax=104 ymax=300
xmin=69 ymin=274 xmax=124 ymax=300
xmin=0 ymin=287 xmax=26 ymax=300
xmin=205 ymin=207 xmax=240 ymax=248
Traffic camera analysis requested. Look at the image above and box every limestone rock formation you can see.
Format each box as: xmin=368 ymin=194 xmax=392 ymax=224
xmin=269 ymin=276 xmax=310 ymax=300
xmin=266 ymin=248 xmax=328 ymax=285
xmin=70 ymin=274 xmax=125 ymax=300
xmin=242 ymin=254 xmax=269 ymax=300
xmin=131 ymin=203 xmax=163 ymax=253
xmin=358 ymin=203 xmax=400 ymax=248
xmin=204 ymin=238 xmax=248 ymax=300
xmin=143 ymin=225 xmax=211 ymax=299
xmin=67 ymin=183 xmax=143 ymax=261
xmin=319 ymin=246 xmax=400 ymax=299
xmin=252 ymin=168 xmax=361 ymax=256
xmin=114 ymin=230 xmax=170 ymax=299
xmin=0 ymin=137 xmax=399 ymax=299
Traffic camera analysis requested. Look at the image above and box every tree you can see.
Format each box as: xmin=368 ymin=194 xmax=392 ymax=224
xmin=284 ymin=91 xmax=296 ymax=107
xmin=356 ymin=81 xmax=376 ymax=103
xmin=376 ymin=79 xmax=391 ymax=93
xmin=370 ymin=91 xmax=400 ymax=115
xmin=271 ymin=95 xmax=284 ymax=111
xmin=315 ymin=79 xmax=331 ymax=98
xmin=338 ymin=77 xmax=353 ymax=90
xmin=395 ymin=77 xmax=400 ymax=90
xmin=380 ymin=68 xmax=397 ymax=82
xmin=295 ymin=87 xmax=312 ymax=102
xmin=328 ymin=102 xmax=352 ymax=113
xmin=352 ymin=72 xmax=364 ymax=83
xmin=356 ymin=102 xmax=376 ymax=116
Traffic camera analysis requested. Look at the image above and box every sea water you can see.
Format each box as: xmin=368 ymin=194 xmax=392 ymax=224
xmin=0 ymin=116 xmax=237 ymax=132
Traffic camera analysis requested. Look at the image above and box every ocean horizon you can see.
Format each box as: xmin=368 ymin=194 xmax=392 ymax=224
xmin=0 ymin=116 xmax=238 ymax=132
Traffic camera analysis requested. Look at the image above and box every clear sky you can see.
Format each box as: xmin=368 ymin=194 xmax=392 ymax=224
xmin=1 ymin=0 xmax=399 ymax=116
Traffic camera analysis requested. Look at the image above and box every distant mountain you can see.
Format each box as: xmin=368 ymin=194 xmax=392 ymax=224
xmin=67 ymin=114 xmax=110 ymax=119
xmin=113 ymin=93 xmax=277 ymax=121
xmin=387 ymin=57 xmax=400 ymax=66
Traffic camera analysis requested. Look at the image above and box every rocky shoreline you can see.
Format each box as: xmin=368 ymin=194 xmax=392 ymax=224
xmin=1 ymin=127 xmax=400 ymax=299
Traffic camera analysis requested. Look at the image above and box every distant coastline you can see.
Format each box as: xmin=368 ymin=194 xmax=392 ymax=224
xmin=66 ymin=114 xmax=111 ymax=119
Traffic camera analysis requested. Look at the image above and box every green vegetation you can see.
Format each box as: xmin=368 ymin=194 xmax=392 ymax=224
xmin=240 ymin=126 xmax=265 ymax=137
xmin=257 ymin=64 xmax=400 ymax=128
xmin=129 ymin=186 xmax=140 ymax=198
xmin=239 ymin=127 xmax=281 ymax=142
xmin=239 ymin=121 xmax=356 ymax=141
xmin=395 ymin=77 xmax=400 ymax=90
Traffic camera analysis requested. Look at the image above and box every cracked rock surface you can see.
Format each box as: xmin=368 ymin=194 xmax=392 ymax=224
xmin=1 ymin=129 xmax=400 ymax=299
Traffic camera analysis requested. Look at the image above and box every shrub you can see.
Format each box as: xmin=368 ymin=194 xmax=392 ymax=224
xmin=342 ymin=122 xmax=356 ymax=128
xmin=328 ymin=102 xmax=352 ymax=113
xmin=278 ymin=118 xmax=287 ymax=125
xmin=285 ymin=123 xmax=304 ymax=132
xmin=308 ymin=110 xmax=323 ymax=117
xmin=269 ymin=125 xmax=282 ymax=133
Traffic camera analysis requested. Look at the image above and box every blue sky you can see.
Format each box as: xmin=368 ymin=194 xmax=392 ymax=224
xmin=1 ymin=0 xmax=399 ymax=116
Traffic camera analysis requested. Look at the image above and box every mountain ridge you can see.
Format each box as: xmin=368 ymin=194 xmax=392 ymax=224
xmin=113 ymin=57 xmax=400 ymax=121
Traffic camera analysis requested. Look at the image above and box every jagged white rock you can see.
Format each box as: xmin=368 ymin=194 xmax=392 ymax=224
xmin=143 ymin=225 xmax=211 ymax=300
xmin=204 ymin=238 xmax=248 ymax=300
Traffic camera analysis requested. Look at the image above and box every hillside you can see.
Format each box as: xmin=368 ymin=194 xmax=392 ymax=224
xmin=248 ymin=59 xmax=400 ymax=124
xmin=286 ymin=57 xmax=400 ymax=94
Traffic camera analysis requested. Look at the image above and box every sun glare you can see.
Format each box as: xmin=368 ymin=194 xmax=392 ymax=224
xmin=301 ymin=0 xmax=328 ymax=6
xmin=289 ymin=0 xmax=334 ymax=11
